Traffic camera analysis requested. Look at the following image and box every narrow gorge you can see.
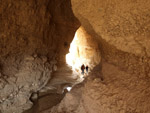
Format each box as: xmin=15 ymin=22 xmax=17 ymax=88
xmin=0 ymin=0 xmax=150 ymax=113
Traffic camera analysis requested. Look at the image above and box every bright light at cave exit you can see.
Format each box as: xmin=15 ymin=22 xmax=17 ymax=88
xmin=66 ymin=26 xmax=101 ymax=72
xmin=66 ymin=31 xmax=82 ymax=71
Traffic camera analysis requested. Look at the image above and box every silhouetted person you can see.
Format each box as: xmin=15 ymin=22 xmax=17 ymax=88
xmin=86 ymin=65 xmax=89 ymax=73
xmin=81 ymin=64 xmax=85 ymax=75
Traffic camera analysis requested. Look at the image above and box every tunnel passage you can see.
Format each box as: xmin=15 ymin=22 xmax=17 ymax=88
xmin=66 ymin=26 xmax=101 ymax=77
xmin=0 ymin=0 xmax=80 ymax=113
xmin=22 ymin=27 xmax=101 ymax=113
xmin=47 ymin=26 xmax=101 ymax=93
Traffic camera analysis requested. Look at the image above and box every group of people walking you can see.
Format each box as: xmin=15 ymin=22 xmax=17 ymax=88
xmin=81 ymin=64 xmax=88 ymax=75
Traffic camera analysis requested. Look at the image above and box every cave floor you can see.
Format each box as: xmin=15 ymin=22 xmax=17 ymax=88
xmin=23 ymin=64 xmax=88 ymax=113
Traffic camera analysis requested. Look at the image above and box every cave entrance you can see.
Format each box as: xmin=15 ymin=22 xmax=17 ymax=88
xmin=66 ymin=26 xmax=101 ymax=78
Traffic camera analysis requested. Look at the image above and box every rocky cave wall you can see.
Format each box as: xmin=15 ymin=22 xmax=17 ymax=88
xmin=71 ymin=0 xmax=150 ymax=77
xmin=46 ymin=0 xmax=150 ymax=113
xmin=1 ymin=0 xmax=150 ymax=113
xmin=0 ymin=0 xmax=80 ymax=113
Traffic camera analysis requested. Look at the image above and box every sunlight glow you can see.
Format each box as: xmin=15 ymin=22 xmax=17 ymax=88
xmin=66 ymin=26 xmax=101 ymax=72
xmin=66 ymin=33 xmax=83 ymax=70
xmin=66 ymin=87 xmax=72 ymax=91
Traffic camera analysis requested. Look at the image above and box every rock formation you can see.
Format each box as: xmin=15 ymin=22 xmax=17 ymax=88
xmin=0 ymin=0 xmax=150 ymax=113
xmin=0 ymin=0 xmax=79 ymax=113
xmin=43 ymin=0 xmax=150 ymax=113
xmin=71 ymin=0 xmax=150 ymax=78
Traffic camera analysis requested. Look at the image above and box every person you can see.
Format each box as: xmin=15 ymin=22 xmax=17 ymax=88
xmin=81 ymin=64 xmax=85 ymax=75
xmin=86 ymin=65 xmax=89 ymax=73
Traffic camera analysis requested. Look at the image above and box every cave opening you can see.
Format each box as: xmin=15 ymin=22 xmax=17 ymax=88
xmin=23 ymin=26 xmax=101 ymax=113
xmin=1 ymin=0 xmax=150 ymax=112
xmin=66 ymin=26 xmax=101 ymax=79
xmin=0 ymin=0 xmax=104 ymax=112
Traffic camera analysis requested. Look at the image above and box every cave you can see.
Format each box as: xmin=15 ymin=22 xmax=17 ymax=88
xmin=0 ymin=0 xmax=150 ymax=113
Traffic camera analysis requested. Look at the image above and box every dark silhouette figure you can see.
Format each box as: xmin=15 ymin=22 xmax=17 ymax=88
xmin=81 ymin=64 xmax=85 ymax=75
xmin=86 ymin=65 xmax=89 ymax=73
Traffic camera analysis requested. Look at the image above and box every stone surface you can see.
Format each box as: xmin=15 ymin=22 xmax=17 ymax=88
xmin=48 ymin=62 xmax=150 ymax=113
xmin=1 ymin=0 xmax=150 ymax=113
xmin=0 ymin=55 xmax=53 ymax=113
xmin=23 ymin=90 xmax=65 ymax=113
xmin=0 ymin=0 xmax=79 ymax=113
xmin=71 ymin=0 xmax=150 ymax=56
xmin=22 ymin=0 xmax=150 ymax=113
xmin=71 ymin=0 xmax=150 ymax=84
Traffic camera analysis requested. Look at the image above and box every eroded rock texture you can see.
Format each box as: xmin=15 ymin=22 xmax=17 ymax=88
xmin=43 ymin=0 xmax=150 ymax=113
xmin=71 ymin=0 xmax=150 ymax=77
xmin=0 ymin=55 xmax=54 ymax=113
xmin=72 ymin=0 xmax=150 ymax=56
xmin=1 ymin=0 xmax=150 ymax=113
xmin=0 ymin=0 xmax=79 ymax=113
xmin=48 ymin=62 xmax=150 ymax=113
